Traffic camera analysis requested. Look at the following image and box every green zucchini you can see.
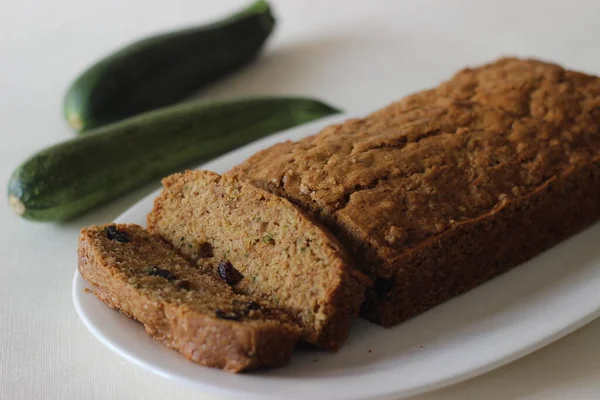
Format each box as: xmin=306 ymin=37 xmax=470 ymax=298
xmin=9 ymin=97 xmax=339 ymax=222
xmin=64 ymin=0 xmax=275 ymax=133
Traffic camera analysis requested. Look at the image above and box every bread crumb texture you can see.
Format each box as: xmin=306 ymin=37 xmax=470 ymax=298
xmin=148 ymin=171 xmax=369 ymax=349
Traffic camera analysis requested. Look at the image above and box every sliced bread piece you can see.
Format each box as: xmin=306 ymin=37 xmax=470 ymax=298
xmin=147 ymin=170 xmax=370 ymax=350
xmin=78 ymin=223 xmax=300 ymax=372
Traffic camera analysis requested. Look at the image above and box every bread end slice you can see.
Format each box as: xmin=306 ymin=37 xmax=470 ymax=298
xmin=78 ymin=223 xmax=300 ymax=372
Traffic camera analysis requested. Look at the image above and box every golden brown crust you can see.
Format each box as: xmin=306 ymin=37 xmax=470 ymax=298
xmin=78 ymin=224 xmax=300 ymax=372
xmin=231 ymin=57 xmax=600 ymax=326
xmin=147 ymin=170 xmax=370 ymax=350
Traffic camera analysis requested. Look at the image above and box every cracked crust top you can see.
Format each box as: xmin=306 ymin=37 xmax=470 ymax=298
xmin=231 ymin=57 xmax=600 ymax=276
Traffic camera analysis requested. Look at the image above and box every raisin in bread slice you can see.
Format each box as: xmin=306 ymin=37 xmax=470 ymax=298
xmin=147 ymin=170 xmax=370 ymax=350
xmin=78 ymin=223 xmax=300 ymax=373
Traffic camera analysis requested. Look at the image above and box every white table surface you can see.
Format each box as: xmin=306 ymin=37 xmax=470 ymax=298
xmin=3 ymin=0 xmax=600 ymax=399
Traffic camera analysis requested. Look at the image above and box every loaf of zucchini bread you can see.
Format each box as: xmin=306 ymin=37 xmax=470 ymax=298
xmin=231 ymin=57 xmax=600 ymax=327
xmin=147 ymin=170 xmax=369 ymax=350
xmin=78 ymin=223 xmax=300 ymax=372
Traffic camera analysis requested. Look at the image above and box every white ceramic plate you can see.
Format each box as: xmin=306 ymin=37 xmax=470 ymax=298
xmin=73 ymin=113 xmax=600 ymax=400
